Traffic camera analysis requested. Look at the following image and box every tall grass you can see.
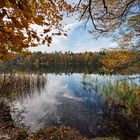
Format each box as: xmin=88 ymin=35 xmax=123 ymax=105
xmin=82 ymin=74 xmax=140 ymax=114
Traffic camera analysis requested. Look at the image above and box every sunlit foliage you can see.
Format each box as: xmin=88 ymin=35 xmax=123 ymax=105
xmin=0 ymin=0 xmax=75 ymax=58
xmin=99 ymin=49 xmax=140 ymax=72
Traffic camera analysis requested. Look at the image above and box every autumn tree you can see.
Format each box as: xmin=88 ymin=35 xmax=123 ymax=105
xmin=0 ymin=0 xmax=75 ymax=58
xmin=99 ymin=48 xmax=140 ymax=73
xmin=77 ymin=0 xmax=140 ymax=71
xmin=77 ymin=0 xmax=140 ymax=39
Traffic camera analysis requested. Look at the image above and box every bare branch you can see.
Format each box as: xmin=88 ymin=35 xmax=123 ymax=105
xmin=102 ymin=0 xmax=108 ymax=13
xmin=88 ymin=0 xmax=106 ymax=32
xmin=120 ymin=0 xmax=136 ymax=17
xmin=78 ymin=0 xmax=137 ymax=33
xmin=79 ymin=4 xmax=89 ymax=21
xmin=77 ymin=0 xmax=82 ymax=9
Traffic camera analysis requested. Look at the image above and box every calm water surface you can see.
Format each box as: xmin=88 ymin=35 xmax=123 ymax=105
xmin=8 ymin=73 xmax=140 ymax=139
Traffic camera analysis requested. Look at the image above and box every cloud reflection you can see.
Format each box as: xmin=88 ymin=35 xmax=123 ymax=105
xmin=12 ymin=74 xmax=82 ymax=131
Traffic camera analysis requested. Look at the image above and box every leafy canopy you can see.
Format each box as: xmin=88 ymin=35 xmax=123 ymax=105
xmin=0 ymin=0 xmax=140 ymax=60
xmin=99 ymin=49 xmax=139 ymax=73
xmin=0 ymin=0 xmax=75 ymax=58
xmin=78 ymin=0 xmax=140 ymax=39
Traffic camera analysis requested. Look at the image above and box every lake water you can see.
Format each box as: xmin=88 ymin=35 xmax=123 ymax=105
xmin=3 ymin=73 xmax=140 ymax=139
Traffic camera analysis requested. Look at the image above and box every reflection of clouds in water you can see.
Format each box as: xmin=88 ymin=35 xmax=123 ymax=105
xmin=11 ymin=73 xmax=140 ymax=137
xmin=63 ymin=93 xmax=82 ymax=101
xmin=12 ymin=76 xmax=81 ymax=131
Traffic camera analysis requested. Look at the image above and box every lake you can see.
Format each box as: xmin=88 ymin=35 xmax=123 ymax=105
xmin=1 ymin=72 xmax=140 ymax=139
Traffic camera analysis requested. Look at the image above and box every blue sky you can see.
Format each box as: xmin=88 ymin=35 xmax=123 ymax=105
xmin=30 ymin=21 xmax=118 ymax=53
xmin=29 ymin=5 xmax=118 ymax=53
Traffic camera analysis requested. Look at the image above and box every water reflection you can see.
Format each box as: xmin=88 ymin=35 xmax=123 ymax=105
xmin=0 ymin=73 xmax=46 ymax=101
xmin=0 ymin=64 xmax=98 ymax=75
xmin=2 ymin=74 xmax=140 ymax=139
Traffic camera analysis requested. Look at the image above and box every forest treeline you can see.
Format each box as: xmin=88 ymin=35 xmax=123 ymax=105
xmin=1 ymin=50 xmax=139 ymax=74
xmin=15 ymin=51 xmax=103 ymax=67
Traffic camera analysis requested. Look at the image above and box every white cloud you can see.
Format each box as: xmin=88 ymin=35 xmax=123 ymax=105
xmin=29 ymin=19 xmax=81 ymax=52
xmin=29 ymin=15 xmax=118 ymax=53
xmin=12 ymin=74 xmax=82 ymax=131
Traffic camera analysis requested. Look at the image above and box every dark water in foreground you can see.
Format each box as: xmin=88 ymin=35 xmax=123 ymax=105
xmin=1 ymin=73 xmax=140 ymax=139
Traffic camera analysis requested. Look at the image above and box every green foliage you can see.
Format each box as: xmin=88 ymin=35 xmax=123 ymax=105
xmin=102 ymin=79 xmax=139 ymax=114
xmin=82 ymin=74 xmax=140 ymax=114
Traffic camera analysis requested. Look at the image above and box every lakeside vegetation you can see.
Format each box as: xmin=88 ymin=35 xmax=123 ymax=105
xmin=1 ymin=50 xmax=140 ymax=74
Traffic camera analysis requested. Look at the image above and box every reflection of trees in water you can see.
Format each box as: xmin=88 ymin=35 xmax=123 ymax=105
xmin=0 ymin=73 xmax=46 ymax=101
xmin=82 ymin=74 xmax=140 ymax=139
xmin=1 ymin=64 xmax=99 ymax=75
